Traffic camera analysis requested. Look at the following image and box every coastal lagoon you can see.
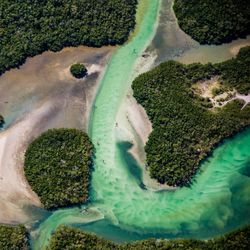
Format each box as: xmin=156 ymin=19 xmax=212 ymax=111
xmin=0 ymin=0 xmax=249 ymax=249
xmin=29 ymin=0 xmax=250 ymax=249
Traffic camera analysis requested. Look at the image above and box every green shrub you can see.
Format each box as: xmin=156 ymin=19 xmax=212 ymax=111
xmin=212 ymin=86 xmax=226 ymax=97
xmin=70 ymin=64 xmax=88 ymax=78
xmin=0 ymin=115 xmax=4 ymax=128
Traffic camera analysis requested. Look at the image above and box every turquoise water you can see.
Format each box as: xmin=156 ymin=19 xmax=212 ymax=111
xmin=31 ymin=0 xmax=250 ymax=249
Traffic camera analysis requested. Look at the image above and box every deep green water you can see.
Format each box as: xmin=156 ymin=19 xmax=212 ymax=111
xmin=31 ymin=0 xmax=250 ymax=249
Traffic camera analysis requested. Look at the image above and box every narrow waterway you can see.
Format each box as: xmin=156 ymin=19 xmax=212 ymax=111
xmin=31 ymin=0 xmax=250 ymax=249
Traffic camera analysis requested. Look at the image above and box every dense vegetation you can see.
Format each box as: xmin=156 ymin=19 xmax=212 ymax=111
xmin=1 ymin=223 xmax=249 ymax=250
xmin=47 ymin=225 xmax=250 ymax=250
xmin=70 ymin=64 xmax=88 ymax=78
xmin=219 ymin=46 xmax=250 ymax=94
xmin=132 ymin=47 xmax=250 ymax=186
xmin=0 ymin=224 xmax=29 ymax=250
xmin=173 ymin=0 xmax=250 ymax=44
xmin=0 ymin=0 xmax=137 ymax=76
xmin=24 ymin=128 xmax=93 ymax=209
xmin=47 ymin=225 xmax=117 ymax=250
xmin=0 ymin=115 xmax=4 ymax=128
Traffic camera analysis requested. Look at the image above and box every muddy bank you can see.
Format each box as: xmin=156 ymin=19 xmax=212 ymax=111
xmin=0 ymin=46 xmax=113 ymax=130
xmin=177 ymin=36 xmax=250 ymax=64
xmin=0 ymin=46 xmax=114 ymax=224
xmin=146 ymin=0 xmax=250 ymax=65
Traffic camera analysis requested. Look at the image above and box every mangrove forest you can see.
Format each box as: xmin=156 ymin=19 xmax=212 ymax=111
xmin=24 ymin=128 xmax=93 ymax=209
xmin=174 ymin=0 xmax=250 ymax=44
xmin=47 ymin=224 xmax=250 ymax=250
xmin=132 ymin=46 xmax=250 ymax=186
xmin=0 ymin=0 xmax=137 ymax=76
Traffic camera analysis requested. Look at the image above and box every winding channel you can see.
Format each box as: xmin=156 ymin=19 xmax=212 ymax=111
xmin=31 ymin=0 xmax=250 ymax=249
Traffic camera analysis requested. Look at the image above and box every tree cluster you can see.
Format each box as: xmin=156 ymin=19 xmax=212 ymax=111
xmin=173 ymin=0 xmax=250 ymax=44
xmin=70 ymin=64 xmax=87 ymax=78
xmin=132 ymin=47 xmax=250 ymax=186
xmin=47 ymin=224 xmax=250 ymax=250
xmin=0 ymin=0 xmax=137 ymax=76
xmin=0 ymin=224 xmax=29 ymax=250
xmin=218 ymin=46 xmax=250 ymax=94
xmin=0 ymin=115 xmax=4 ymax=128
xmin=47 ymin=225 xmax=117 ymax=250
xmin=24 ymin=128 xmax=93 ymax=209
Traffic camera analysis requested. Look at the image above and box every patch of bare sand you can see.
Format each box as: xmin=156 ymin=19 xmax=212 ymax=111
xmin=192 ymin=77 xmax=250 ymax=109
xmin=116 ymin=91 xmax=174 ymax=191
xmin=0 ymin=102 xmax=55 ymax=224
xmin=192 ymin=76 xmax=220 ymax=99
xmin=0 ymin=46 xmax=114 ymax=224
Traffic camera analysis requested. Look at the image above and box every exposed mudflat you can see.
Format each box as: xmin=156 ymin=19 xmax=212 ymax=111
xmin=0 ymin=46 xmax=114 ymax=223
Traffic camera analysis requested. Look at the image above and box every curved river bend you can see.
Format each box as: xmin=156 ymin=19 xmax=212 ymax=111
xmin=31 ymin=0 xmax=250 ymax=249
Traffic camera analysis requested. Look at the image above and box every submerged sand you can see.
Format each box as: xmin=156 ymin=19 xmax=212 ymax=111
xmin=0 ymin=46 xmax=113 ymax=224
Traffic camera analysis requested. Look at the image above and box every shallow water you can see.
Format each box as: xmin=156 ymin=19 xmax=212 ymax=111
xmin=30 ymin=0 xmax=250 ymax=249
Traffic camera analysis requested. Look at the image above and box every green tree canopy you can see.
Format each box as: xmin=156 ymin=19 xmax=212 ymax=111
xmin=174 ymin=0 xmax=250 ymax=44
xmin=47 ymin=224 xmax=250 ymax=250
xmin=0 ymin=0 xmax=137 ymax=76
xmin=132 ymin=47 xmax=250 ymax=186
xmin=0 ymin=224 xmax=29 ymax=250
xmin=70 ymin=64 xmax=88 ymax=78
xmin=24 ymin=128 xmax=94 ymax=209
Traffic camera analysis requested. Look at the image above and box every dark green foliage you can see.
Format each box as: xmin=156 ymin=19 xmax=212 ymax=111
xmin=185 ymin=62 xmax=219 ymax=83
xmin=186 ymin=47 xmax=250 ymax=94
xmin=24 ymin=128 xmax=93 ymax=209
xmin=47 ymin=225 xmax=118 ymax=250
xmin=211 ymin=86 xmax=227 ymax=97
xmin=0 ymin=115 xmax=4 ymax=128
xmin=70 ymin=64 xmax=87 ymax=78
xmin=218 ymin=46 xmax=250 ymax=94
xmin=173 ymin=0 xmax=250 ymax=44
xmin=0 ymin=224 xmax=29 ymax=250
xmin=0 ymin=0 xmax=137 ymax=76
xmin=132 ymin=47 xmax=250 ymax=186
xmin=208 ymin=225 xmax=250 ymax=250
xmin=47 ymin=225 xmax=250 ymax=250
xmin=123 ymin=238 xmax=207 ymax=250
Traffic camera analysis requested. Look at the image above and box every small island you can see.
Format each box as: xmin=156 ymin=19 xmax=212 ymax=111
xmin=132 ymin=46 xmax=250 ymax=186
xmin=24 ymin=128 xmax=93 ymax=209
xmin=0 ymin=224 xmax=29 ymax=250
xmin=174 ymin=0 xmax=250 ymax=44
xmin=70 ymin=64 xmax=88 ymax=79
xmin=0 ymin=115 xmax=4 ymax=128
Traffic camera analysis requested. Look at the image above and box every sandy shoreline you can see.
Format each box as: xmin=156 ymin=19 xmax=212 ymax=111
xmin=0 ymin=46 xmax=113 ymax=224
xmin=0 ymin=103 xmax=53 ymax=223
xmin=114 ymin=41 xmax=174 ymax=190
